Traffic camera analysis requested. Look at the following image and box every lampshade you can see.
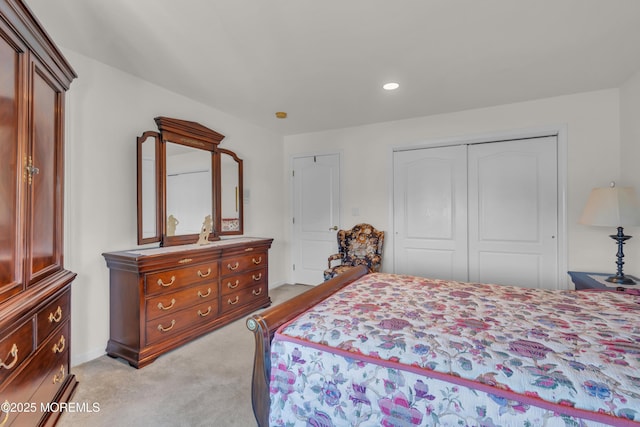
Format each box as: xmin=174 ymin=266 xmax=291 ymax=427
xmin=579 ymin=184 xmax=640 ymax=227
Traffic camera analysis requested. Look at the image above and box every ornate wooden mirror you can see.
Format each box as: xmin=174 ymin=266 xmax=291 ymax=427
xmin=137 ymin=117 xmax=243 ymax=246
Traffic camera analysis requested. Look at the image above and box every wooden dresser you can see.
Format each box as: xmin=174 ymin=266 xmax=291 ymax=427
xmin=103 ymin=237 xmax=273 ymax=368
xmin=0 ymin=1 xmax=78 ymax=425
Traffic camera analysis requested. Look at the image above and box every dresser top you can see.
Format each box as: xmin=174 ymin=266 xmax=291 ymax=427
xmin=123 ymin=237 xmax=271 ymax=256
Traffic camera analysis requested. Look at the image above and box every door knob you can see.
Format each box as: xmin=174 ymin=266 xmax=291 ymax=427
xmin=329 ymin=226 xmax=338 ymax=231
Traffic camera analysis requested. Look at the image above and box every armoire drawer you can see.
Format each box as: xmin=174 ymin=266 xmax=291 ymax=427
xmin=145 ymin=262 xmax=218 ymax=296
xmin=221 ymin=268 xmax=267 ymax=296
xmin=0 ymin=320 xmax=69 ymax=427
xmin=221 ymin=283 xmax=268 ymax=315
xmin=0 ymin=319 xmax=34 ymax=384
xmin=146 ymin=283 xmax=218 ymax=321
xmin=220 ymin=251 xmax=267 ymax=277
xmin=36 ymin=289 xmax=71 ymax=346
xmin=146 ymin=300 xmax=220 ymax=344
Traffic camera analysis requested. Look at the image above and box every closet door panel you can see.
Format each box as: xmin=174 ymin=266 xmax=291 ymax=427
xmin=393 ymin=146 xmax=468 ymax=280
xmin=468 ymin=137 xmax=558 ymax=289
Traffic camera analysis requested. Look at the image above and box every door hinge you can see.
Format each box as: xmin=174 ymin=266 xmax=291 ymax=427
xmin=293 ymin=264 xmax=295 ymax=271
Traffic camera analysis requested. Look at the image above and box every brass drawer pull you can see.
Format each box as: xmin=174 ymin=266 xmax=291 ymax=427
xmin=48 ymin=306 xmax=63 ymax=323
xmin=252 ymin=273 xmax=262 ymax=281
xmin=157 ymin=299 xmax=176 ymax=310
xmin=157 ymin=276 xmax=176 ymax=287
xmin=227 ymin=262 xmax=239 ymax=271
xmin=158 ymin=320 xmax=176 ymax=332
xmin=228 ymin=296 xmax=239 ymax=305
xmin=179 ymin=258 xmax=193 ymax=264
xmin=198 ymin=306 xmax=212 ymax=317
xmin=252 ymin=287 xmax=263 ymax=296
xmin=227 ymin=280 xmax=239 ymax=289
xmin=53 ymin=365 xmax=65 ymax=384
xmin=198 ymin=288 xmax=212 ymax=298
xmin=252 ymin=256 xmax=262 ymax=265
xmin=53 ymin=336 xmax=66 ymax=354
xmin=197 ymin=268 xmax=212 ymax=278
xmin=0 ymin=344 xmax=18 ymax=370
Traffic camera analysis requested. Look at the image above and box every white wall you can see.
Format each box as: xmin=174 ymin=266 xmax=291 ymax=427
xmin=620 ymin=69 xmax=640 ymax=277
xmin=284 ymin=89 xmax=622 ymax=284
xmin=62 ymin=50 xmax=287 ymax=366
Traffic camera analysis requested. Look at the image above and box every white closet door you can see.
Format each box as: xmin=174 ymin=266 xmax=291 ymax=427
xmin=292 ymin=154 xmax=341 ymax=285
xmin=467 ymin=137 xmax=558 ymax=289
xmin=393 ymin=145 xmax=468 ymax=281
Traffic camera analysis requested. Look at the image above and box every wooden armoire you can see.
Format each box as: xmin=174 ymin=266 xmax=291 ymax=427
xmin=0 ymin=1 xmax=78 ymax=425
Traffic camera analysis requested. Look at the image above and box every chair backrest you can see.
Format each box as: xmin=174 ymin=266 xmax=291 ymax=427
xmin=337 ymin=223 xmax=384 ymax=268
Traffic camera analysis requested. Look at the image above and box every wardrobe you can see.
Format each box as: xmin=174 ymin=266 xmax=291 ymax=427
xmin=0 ymin=1 xmax=77 ymax=425
xmin=393 ymin=136 xmax=559 ymax=289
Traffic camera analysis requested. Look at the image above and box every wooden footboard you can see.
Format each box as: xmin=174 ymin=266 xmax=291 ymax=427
xmin=246 ymin=265 xmax=368 ymax=427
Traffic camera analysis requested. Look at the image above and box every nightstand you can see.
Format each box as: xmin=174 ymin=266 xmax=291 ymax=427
xmin=568 ymin=271 xmax=639 ymax=291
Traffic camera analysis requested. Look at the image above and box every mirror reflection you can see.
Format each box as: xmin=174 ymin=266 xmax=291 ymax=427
xmin=166 ymin=143 xmax=212 ymax=236
xmin=220 ymin=151 xmax=240 ymax=232
xmin=141 ymin=136 xmax=158 ymax=239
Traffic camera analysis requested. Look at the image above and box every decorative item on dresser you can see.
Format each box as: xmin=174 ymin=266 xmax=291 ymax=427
xmin=103 ymin=237 xmax=273 ymax=368
xmin=0 ymin=0 xmax=78 ymax=425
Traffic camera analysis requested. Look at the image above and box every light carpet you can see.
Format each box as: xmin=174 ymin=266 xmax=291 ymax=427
xmin=57 ymin=284 xmax=311 ymax=427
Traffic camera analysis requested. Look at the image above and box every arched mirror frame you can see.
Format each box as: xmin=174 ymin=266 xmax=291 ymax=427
xmin=136 ymin=116 xmax=244 ymax=246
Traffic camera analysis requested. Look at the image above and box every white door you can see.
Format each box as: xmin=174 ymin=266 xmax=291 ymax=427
xmin=468 ymin=137 xmax=558 ymax=289
xmin=292 ymin=154 xmax=340 ymax=284
xmin=393 ymin=145 xmax=468 ymax=281
xmin=393 ymin=136 xmax=559 ymax=289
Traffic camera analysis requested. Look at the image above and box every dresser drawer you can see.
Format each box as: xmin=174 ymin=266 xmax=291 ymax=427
xmin=146 ymin=300 xmax=219 ymax=344
xmin=36 ymin=290 xmax=71 ymax=346
xmin=0 ymin=319 xmax=34 ymax=384
xmin=145 ymin=262 xmax=218 ymax=296
xmin=221 ymin=282 xmax=267 ymax=315
xmin=221 ymin=268 xmax=266 ymax=296
xmin=220 ymin=251 xmax=267 ymax=277
xmin=146 ymin=283 xmax=218 ymax=321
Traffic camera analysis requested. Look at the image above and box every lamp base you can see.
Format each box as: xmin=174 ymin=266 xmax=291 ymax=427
xmin=606 ymin=274 xmax=636 ymax=285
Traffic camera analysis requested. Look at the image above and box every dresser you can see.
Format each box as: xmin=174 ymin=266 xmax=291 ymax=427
xmin=103 ymin=237 xmax=273 ymax=368
xmin=0 ymin=1 xmax=78 ymax=425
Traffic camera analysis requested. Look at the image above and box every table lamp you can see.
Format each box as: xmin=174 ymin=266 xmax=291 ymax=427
xmin=579 ymin=182 xmax=640 ymax=284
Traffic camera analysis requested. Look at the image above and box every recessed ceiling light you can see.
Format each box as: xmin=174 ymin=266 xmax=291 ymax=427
xmin=383 ymin=82 xmax=399 ymax=91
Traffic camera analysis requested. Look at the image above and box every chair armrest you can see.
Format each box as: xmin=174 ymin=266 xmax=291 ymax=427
xmin=327 ymin=253 xmax=342 ymax=268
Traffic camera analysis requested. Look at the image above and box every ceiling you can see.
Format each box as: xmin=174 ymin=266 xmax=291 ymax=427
xmin=25 ymin=0 xmax=640 ymax=136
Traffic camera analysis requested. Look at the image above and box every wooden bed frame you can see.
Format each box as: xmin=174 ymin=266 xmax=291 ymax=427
xmin=246 ymin=265 xmax=368 ymax=427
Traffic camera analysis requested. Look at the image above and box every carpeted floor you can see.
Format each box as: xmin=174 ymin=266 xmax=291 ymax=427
xmin=57 ymin=284 xmax=311 ymax=427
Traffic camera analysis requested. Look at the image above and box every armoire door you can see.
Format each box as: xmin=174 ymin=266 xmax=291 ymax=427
xmin=393 ymin=136 xmax=559 ymax=289
xmin=26 ymin=57 xmax=67 ymax=287
xmin=0 ymin=21 xmax=24 ymax=302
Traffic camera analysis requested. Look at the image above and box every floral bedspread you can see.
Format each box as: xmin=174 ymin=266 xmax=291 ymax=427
xmin=269 ymin=273 xmax=640 ymax=426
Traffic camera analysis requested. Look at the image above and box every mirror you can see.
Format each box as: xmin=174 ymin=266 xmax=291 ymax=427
xmin=137 ymin=131 xmax=161 ymax=244
xmin=220 ymin=149 xmax=242 ymax=234
xmin=137 ymin=117 xmax=244 ymax=246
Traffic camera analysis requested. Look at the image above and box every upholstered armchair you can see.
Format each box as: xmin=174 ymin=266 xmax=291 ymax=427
xmin=323 ymin=223 xmax=384 ymax=281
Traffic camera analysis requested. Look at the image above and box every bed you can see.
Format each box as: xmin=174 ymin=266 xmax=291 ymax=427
xmin=246 ymin=266 xmax=640 ymax=426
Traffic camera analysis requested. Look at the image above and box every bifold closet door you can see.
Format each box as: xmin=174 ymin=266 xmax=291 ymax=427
xmin=467 ymin=137 xmax=558 ymax=289
xmin=393 ymin=136 xmax=558 ymax=289
xmin=393 ymin=145 xmax=468 ymax=281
